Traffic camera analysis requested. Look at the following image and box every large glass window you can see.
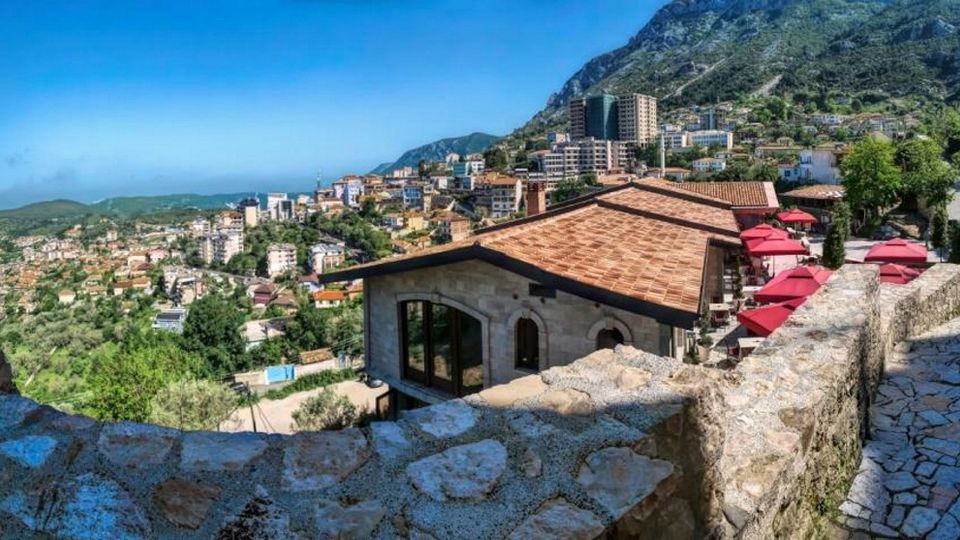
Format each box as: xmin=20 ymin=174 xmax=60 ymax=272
xmin=400 ymin=300 xmax=484 ymax=397
xmin=515 ymin=318 xmax=540 ymax=372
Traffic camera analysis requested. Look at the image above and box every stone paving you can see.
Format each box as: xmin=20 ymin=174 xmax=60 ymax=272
xmin=839 ymin=317 xmax=960 ymax=538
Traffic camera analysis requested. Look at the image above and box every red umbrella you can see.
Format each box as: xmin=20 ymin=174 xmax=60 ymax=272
xmin=737 ymin=298 xmax=806 ymax=337
xmin=777 ymin=208 xmax=818 ymax=224
xmin=744 ymin=229 xmax=789 ymax=252
xmin=864 ymin=239 xmax=928 ymax=264
xmin=755 ymin=265 xmax=832 ymax=303
xmin=878 ymin=263 xmax=922 ymax=285
xmin=740 ymin=223 xmax=782 ymax=240
xmin=747 ymin=238 xmax=809 ymax=257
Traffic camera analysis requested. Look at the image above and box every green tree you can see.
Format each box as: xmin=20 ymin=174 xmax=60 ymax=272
xmin=822 ymin=222 xmax=846 ymax=270
xmin=326 ymin=302 xmax=363 ymax=358
xmin=895 ymin=137 xmax=956 ymax=209
xmin=291 ymin=387 xmax=359 ymax=431
xmin=931 ymin=204 xmax=949 ymax=254
xmin=551 ymin=177 xmax=587 ymax=204
xmin=87 ymin=342 xmax=202 ymax=422
xmin=841 ymin=137 xmax=902 ymax=232
xmin=182 ymin=294 xmax=247 ymax=375
xmin=483 ymin=147 xmax=509 ymax=172
xmin=148 ymin=379 xmax=239 ymax=430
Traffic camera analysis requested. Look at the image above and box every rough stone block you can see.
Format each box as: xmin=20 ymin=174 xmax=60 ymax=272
xmin=282 ymin=429 xmax=369 ymax=492
xmin=180 ymin=431 xmax=268 ymax=472
xmin=406 ymin=439 xmax=506 ymax=502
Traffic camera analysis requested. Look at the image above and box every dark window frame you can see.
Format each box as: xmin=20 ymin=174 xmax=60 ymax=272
xmin=399 ymin=300 xmax=482 ymax=397
xmin=514 ymin=317 xmax=540 ymax=372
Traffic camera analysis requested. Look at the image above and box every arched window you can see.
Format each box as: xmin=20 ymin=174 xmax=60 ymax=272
xmin=595 ymin=328 xmax=624 ymax=351
xmin=515 ymin=317 xmax=540 ymax=371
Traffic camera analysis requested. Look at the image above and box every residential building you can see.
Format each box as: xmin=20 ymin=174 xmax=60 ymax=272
xmin=617 ymin=94 xmax=658 ymax=145
xmin=698 ymin=108 xmax=726 ymax=131
xmin=58 ymin=289 xmax=76 ymax=305
xmin=318 ymin=182 xmax=740 ymax=411
xmin=200 ymin=228 xmax=244 ymax=265
xmin=686 ymin=130 xmax=734 ymax=150
xmin=452 ymin=160 xmax=485 ymax=179
xmin=242 ymin=318 xmax=287 ymax=350
xmin=153 ymin=308 xmax=188 ymax=333
xmin=691 ymin=157 xmax=727 ymax=174
xmin=266 ymin=243 xmax=297 ymax=277
xmin=778 ymin=148 xmax=842 ymax=185
xmin=569 ymin=97 xmax=587 ymax=140
xmin=483 ymin=174 xmax=523 ymax=219
xmin=312 ymin=289 xmax=347 ymax=309
xmin=651 ymin=167 xmax=692 ymax=181
xmin=402 ymin=183 xmax=434 ymax=212
xmin=662 ymin=126 xmax=687 ymax=150
xmin=431 ymin=212 xmax=471 ymax=243
xmin=333 ymin=177 xmax=365 ymax=208
xmin=781 ymin=184 xmax=845 ymax=226
xmin=569 ymin=94 xmax=619 ymax=140
xmin=309 ymin=243 xmax=346 ymax=274
xmin=238 ymin=198 xmax=260 ymax=228
xmin=535 ymin=138 xmax=629 ymax=181
xmin=546 ymin=132 xmax=569 ymax=145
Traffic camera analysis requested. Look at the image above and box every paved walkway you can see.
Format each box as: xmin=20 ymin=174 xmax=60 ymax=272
xmin=839 ymin=318 xmax=960 ymax=538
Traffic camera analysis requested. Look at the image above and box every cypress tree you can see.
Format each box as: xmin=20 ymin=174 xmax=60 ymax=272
xmin=822 ymin=221 xmax=846 ymax=269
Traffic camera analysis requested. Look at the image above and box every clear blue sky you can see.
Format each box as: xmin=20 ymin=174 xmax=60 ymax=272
xmin=0 ymin=0 xmax=667 ymax=208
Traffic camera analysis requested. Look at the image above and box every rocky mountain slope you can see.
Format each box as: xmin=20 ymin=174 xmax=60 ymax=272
xmin=513 ymin=0 xmax=960 ymax=139
xmin=370 ymin=132 xmax=500 ymax=175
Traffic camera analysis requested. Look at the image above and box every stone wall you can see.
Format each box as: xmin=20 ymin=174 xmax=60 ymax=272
xmin=3 ymin=263 xmax=960 ymax=539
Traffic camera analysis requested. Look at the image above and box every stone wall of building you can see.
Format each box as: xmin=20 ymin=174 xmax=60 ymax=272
xmin=365 ymin=259 xmax=670 ymax=398
xmin=3 ymin=264 xmax=960 ymax=538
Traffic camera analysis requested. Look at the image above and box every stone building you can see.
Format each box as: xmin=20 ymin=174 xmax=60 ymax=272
xmin=319 ymin=182 xmax=740 ymax=411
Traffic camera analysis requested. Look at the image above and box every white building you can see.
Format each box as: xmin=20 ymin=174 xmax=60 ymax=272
xmin=535 ymin=138 xmax=629 ymax=182
xmin=691 ymin=157 xmax=727 ymax=174
xmin=266 ymin=243 xmax=298 ymax=278
xmin=617 ymin=94 xmax=658 ymax=145
xmin=201 ymin=227 xmax=244 ymax=265
xmin=266 ymin=193 xmax=287 ymax=218
xmin=686 ymin=130 xmax=734 ymax=150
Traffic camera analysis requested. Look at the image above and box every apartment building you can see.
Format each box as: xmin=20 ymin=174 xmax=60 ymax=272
xmin=402 ymin=183 xmax=434 ymax=212
xmin=569 ymin=98 xmax=587 ymax=140
xmin=266 ymin=243 xmax=297 ymax=277
xmin=452 ymin=160 xmax=485 ymax=178
xmin=238 ymin=198 xmax=260 ymax=228
xmin=535 ymin=138 xmax=629 ymax=181
xmin=200 ymin=227 xmax=244 ymax=265
xmin=617 ymin=94 xmax=658 ymax=145
xmin=333 ymin=177 xmax=365 ymax=208
xmin=309 ymin=243 xmax=346 ymax=274
xmin=484 ymin=174 xmax=523 ymax=219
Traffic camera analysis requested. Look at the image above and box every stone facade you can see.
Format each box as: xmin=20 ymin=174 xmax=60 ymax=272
xmin=364 ymin=259 xmax=681 ymax=401
xmin=3 ymin=263 xmax=960 ymax=538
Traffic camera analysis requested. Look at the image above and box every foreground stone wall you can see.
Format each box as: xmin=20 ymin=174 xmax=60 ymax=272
xmin=3 ymin=264 xmax=960 ymax=539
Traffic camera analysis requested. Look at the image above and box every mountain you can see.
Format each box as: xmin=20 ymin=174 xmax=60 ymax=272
xmin=514 ymin=0 xmax=960 ymax=138
xmin=0 ymin=199 xmax=94 ymax=220
xmin=371 ymin=132 xmax=501 ymax=175
xmin=91 ymin=192 xmax=257 ymax=216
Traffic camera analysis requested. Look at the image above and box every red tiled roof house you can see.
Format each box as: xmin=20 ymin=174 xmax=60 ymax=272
xmin=319 ymin=182 xmax=741 ymax=411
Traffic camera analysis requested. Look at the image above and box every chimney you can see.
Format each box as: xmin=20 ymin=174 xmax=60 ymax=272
xmin=526 ymin=181 xmax=546 ymax=217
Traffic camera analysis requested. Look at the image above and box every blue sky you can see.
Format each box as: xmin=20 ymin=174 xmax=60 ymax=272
xmin=0 ymin=0 xmax=666 ymax=208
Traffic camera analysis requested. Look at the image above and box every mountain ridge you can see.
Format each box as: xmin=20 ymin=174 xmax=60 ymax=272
xmin=370 ymin=132 xmax=500 ymax=175
xmin=513 ymin=0 xmax=960 ymax=140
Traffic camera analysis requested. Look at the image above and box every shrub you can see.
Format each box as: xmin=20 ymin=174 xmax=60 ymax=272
xmin=291 ymin=387 xmax=358 ymax=431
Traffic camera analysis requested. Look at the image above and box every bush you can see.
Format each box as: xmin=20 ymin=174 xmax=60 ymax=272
xmin=291 ymin=387 xmax=358 ymax=431
xmin=148 ymin=379 xmax=239 ymax=431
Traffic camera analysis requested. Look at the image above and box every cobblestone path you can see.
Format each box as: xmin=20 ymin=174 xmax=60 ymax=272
xmin=839 ymin=317 xmax=960 ymax=538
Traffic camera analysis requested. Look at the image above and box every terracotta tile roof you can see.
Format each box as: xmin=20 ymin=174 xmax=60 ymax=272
xmin=782 ymin=184 xmax=845 ymax=200
xmin=319 ymin=183 xmax=742 ymax=320
xmin=664 ymin=181 xmax=780 ymax=210
xmin=312 ymin=290 xmax=347 ymax=302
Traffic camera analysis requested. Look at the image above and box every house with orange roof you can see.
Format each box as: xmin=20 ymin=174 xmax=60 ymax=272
xmin=312 ymin=289 xmax=347 ymax=309
xmin=318 ymin=182 xmax=741 ymax=410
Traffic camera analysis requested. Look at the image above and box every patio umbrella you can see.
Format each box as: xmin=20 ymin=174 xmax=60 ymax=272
xmin=878 ymin=263 xmax=922 ymax=285
xmin=744 ymin=229 xmax=789 ymax=252
xmin=746 ymin=238 xmax=809 ymax=257
xmin=737 ymin=298 xmax=806 ymax=337
xmin=864 ymin=239 xmax=928 ymax=264
xmin=740 ymin=223 xmax=782 ymax=241
xmin=754 ymin=265 xmax=832 ymax=303
xmin=777 ymin=208 xmax=818 ymax=225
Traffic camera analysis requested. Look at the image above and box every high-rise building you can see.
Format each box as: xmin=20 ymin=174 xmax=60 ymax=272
xmin=568 ymin=93 xmax=657 ymax=143
xmin=698 ymin=108 xmax=726 ymax=131
xmin=617 ymin=94 xmax=658 ymax=145
xmin=585 ymin=94 xmax=619 ymax=140
xmin=569 ymin=98 xmax=587 ymax=140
